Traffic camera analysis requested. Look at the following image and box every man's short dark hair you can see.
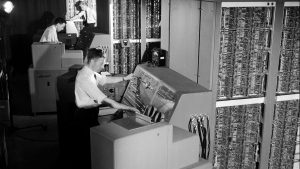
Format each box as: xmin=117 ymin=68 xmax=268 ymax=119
xmin=54 ymin=17 xmax=66 ymax=25
xmin=86 ymin=48 xmax=104 ymax=63
xmin=75 ymin=1 xmax=87 ymax=9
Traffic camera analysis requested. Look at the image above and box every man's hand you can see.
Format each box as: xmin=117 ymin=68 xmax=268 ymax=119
xmin=127 ymin=106 xmax=140 ymax=114
xmin=103 ymin=97 xmax=140 ymax=114
xmin=124 ymin=73 xmax=136 ymax=81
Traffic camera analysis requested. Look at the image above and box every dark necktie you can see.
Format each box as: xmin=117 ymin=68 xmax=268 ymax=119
xmin=85 ymin=10 xmax=88 ymax=23
xmin=93 ymin=73 xmax=98 ymax=104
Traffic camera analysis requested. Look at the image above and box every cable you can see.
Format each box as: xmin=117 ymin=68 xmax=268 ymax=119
xmin=205 ymin=114 xmax=210 ymax=159
xmin=189 ymin=114 xmax=210 ymax=160
xmin=156 ymin=112 xmax=162 ymax=122
xmin=197 ymin=115 xmax=207 ymax=159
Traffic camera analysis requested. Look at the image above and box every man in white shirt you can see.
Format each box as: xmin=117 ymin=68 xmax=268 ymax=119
xmin=75 ymin=48 xmax=138 ymax=112
xmin=74 ymin=48 xmax=138 ymax=169
xmin=70 ymin=1 xmax=96 ymax=28
xmin=39 ymin=17 xmax=66 ymax=43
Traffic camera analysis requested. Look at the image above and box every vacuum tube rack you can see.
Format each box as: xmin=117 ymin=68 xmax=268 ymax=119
xmin=217 ymin=6 xmax=274 ymax=100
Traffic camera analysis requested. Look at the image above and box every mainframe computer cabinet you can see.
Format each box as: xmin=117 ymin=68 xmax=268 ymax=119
xmin=163 ymin=0 xmax=299 ymax=168
xmin=96 ymin=0 xmax=216 ymax=167
xmin=96 ymin=0 xmax=170 ymax=74
xmin=97 ymin=0 xmax=209 ymax=85
xmin=28 ymin=68 xmax=67 ymax=114
xmin=194 ymin=1 xmax=300 ymax=169
xmin=95 ymin=0 xmax=299 ymax=168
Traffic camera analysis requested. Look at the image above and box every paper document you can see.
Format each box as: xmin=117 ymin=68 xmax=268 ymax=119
xmin=66 ymin=21 xmax=79 ymax=37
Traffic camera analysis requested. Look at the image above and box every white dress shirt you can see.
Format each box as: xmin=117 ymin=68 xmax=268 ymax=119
xmin=39 ymin=25 xmax=59 ymax=43
xmin=76 ymin=7 xmax=96 ymax=25
xmin=75 ymin=66 xmax=107 ymax=108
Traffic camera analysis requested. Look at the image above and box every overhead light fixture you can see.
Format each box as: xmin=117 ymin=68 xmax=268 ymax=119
xmin=2 ymin=1 xmax=14 ymax=14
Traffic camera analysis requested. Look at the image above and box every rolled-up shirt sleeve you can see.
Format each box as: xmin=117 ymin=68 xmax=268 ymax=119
xmin=75 ymin=70 xmax=107 ymax=108
xmin=40 ymin=25 xmax=59 ymax=43
xmin=95 ymin=72 xmax=107 ymax=86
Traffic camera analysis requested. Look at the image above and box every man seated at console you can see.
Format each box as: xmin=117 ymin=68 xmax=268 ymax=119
xmin=40 ymin=17 xmax=66 ymax=43
xmin=74 ymin=48 xmax=139 ymax=169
